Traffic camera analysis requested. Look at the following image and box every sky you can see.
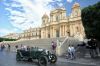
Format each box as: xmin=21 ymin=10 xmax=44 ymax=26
xmin=0 ymin=0 xmax=100 ymax=36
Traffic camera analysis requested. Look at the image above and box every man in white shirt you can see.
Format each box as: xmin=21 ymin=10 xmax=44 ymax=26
xmin=71 ymin=45 xmax=75 ymax=59
xmin=67 ymin=45 xmax=75 ymax=59
xmin=67 ymin=45 xmax=71 ymax=59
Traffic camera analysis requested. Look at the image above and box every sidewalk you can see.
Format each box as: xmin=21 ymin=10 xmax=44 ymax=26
xmin=58 ymin=55 xmax=100 ymax=66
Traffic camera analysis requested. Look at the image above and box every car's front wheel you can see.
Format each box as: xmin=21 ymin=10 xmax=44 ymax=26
xmin=50 ymin=54 xmax=57 ymax=63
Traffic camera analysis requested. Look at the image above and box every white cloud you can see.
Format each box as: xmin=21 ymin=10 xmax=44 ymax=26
xmin=67 ymin=0 xmax=73 ymax=3
xmin=3 ymin=0 xmax=64 ymax=30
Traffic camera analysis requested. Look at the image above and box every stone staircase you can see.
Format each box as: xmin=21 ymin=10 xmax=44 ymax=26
xmin=3 ymin=37 xmax=83 ymax=56
xmin=57 ymin=37 xmax=81 ymax=56
xmin=5 ymin=37 xmax=65 ymax=52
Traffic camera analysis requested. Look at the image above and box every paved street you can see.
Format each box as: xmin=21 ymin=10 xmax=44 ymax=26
xmin=0 ymin=51 xmax=98 ymax=66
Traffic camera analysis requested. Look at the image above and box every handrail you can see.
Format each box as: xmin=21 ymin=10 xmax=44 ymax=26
xmin=60 ymin=36 xmax=69 ymax=47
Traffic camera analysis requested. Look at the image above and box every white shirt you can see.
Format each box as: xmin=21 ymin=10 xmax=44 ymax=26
xmin=68 ymin=46 xmax=71 ymax=52
xmin=71 ymin=46 xmax=75 ymax=52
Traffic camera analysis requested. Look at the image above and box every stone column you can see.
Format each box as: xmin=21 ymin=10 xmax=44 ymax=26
xmin=59 ymin=26 xmax=61 ymax=37
xmin=54 ymin=26 xmax=56 ymax=38
xmin=72 ymin=25 xmax=75 ymax=36
xmin=60 ymin=26 xmax=62 ymax=37
xmin=61 ymin=25 xmax=63 ymax=37
xmin=46 ymin=28 xmax=47 ymax=38
xmin=70 ymin=25 xmax=73 ymax=36
xmin=62 ymin=25 xmax=64 ymax=37
xmin=72 ymin=25 xmax=74 ymax=36
xmin=62 ymin=25 xmax=63 ymax=37
xmin=53 ymin=26 xmax=54 ymax=38
xmin=64 ymin=25 xmax=65 ymax=36
xmin=65 ymin=25 xmax=68 ymax=36
xmin=51 ymin=27 xmax=52 ymax=38
xmin=51 ymin=27 xmax=53 ymax=38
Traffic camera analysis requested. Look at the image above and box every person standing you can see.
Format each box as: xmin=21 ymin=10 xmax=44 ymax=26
xmin=51 ymin=41 xmax=57 ymax=54
xmin=67 ymin=45 xmax=71 ymax=59
xmin=67 ymin=45 xmax=75 ymax=59
xmin=0 ymin=44 xmax=4 ymax=51
xmin=87 ymin=38 xmax=98 ymax=58
xmin=70 ymin=45 xmax=76 ymax=59
xmin=15 ymin=45 xmax=18 ymax=52
xmin=7 ymin=44 xmax=10 ymax=51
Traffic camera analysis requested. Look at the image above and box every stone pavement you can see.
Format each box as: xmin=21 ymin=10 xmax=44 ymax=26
xmin=58 ymin=56 xmax=100 ymax=66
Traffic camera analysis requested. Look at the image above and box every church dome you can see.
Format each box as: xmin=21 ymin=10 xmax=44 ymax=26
xmin=42 ymin=13 xmax=49 ymax=19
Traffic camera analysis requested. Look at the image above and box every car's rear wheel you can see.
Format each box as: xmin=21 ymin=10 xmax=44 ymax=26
xmin=38 ymin=56 xmax=48 ymax=66
xmin=50 ymin=54 xmax=57 ymax=63
xmin=16 ymin=53 xmax=22 ymax=61
xmin=28 ymin=58 xmax=32 ymax=62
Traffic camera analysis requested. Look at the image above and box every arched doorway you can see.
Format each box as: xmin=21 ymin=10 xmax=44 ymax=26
xmin=56 ymin=30 xmax=60 ymax=37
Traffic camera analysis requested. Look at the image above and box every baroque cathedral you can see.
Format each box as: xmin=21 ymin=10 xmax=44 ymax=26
xmin=41 ymin=2 xmax=85 ymax=39
xmin=4 ymin=2 xmax=85 ymax=40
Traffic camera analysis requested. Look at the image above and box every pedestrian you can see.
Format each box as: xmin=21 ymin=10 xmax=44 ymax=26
xmin=7 ymin=44 xmax=10 ymax=51
xmin=27 ymin=46 xmax=30 ymax=51
xmin=15 ymin=45 xmax=18 ymax=49
xmin=23 ymin=45 xmax=27 ymax=51
xmin=70 ymin=45 xmax=76 ymax=59
xmin=97 ymin=40 xmax=100 ymax=54
xmin=87 ymin=37 xmax=98 ymax=58
xmin=1 ymin=45 xmax=5 ymax=51
xmin=51 ymin=41 xmax=57 ymax=54
xmin=67 ymin=45 xmax=76 ymax=59
xmin=67 ymin=45 xmax=71 ymax=59
xmin=15 ymin=45 xmax=18 ymax=52
xmin=2 ymin=45 xmax=5 ymax=51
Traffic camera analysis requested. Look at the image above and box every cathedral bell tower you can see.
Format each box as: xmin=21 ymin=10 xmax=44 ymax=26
xmin=71 ymin=2 xmax=81 ymax=17
xmin=42 ymin=13 xmax=49 ymax=25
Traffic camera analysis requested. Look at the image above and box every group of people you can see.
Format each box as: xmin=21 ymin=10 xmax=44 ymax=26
xmin=20 ymin=45 xmax=31 ymax=51
xmin=51 ymin=41 xmax=57 ymax=54
xmin=68 ymin=38 xmax=100 ymax=58
xmin=67 ymin=37 xmax=100 ymax=59
xmin=86 ymin=37 xmax=99 ymax=58
xmin=0 ymin=44 xmax=11 ymax=51
xmin=67 ymin=45 xmax=75 ymax=59
xmin=51 ymin=40 xmax=76 ymax=59
xmin=15 ymin=44 xmax=31 ymax=52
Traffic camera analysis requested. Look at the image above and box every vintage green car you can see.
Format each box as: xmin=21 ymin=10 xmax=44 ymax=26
xmin=16 ymin=47 xmax=57 ymax=66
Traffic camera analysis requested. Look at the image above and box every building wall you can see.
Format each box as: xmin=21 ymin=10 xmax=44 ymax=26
xmin=19 ymin=28 xmax=41 ymax=40
xmin=41 ymin=2 xmax=85 ymax=39
xmin=3 ymin=3 xmax=85 ymax=40
xmin=3 ymin=33 xmax=19 ymax=39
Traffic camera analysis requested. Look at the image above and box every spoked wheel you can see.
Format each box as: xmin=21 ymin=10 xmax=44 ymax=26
xmin=50 ymin=54 xmax=57 ymax=63
xmin=16 ymin=53 xmax=22 ymax=61
xmin=16 ymin=51 xmax=23 ymax=61
xmin=28 ymin=58 xmax=32 ymax=62
xmin=38 ymin=56 xmax=48 ymax=66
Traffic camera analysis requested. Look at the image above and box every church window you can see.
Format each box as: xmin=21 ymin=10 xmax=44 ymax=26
xmin=74 ymin=10 xmax=78 ymax=17
xmin=76 ymin=26 xmax=79 ymax=32
xmin=56 ymin=15 xmax=59 ymax=22
xmin=43 ymin=20 xmax=45 ymax=23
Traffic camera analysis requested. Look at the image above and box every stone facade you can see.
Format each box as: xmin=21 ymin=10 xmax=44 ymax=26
xmin=3 ymin=2 xmax=85 ymax=40
xmin=41 ymin=2 xmax=85 ymax=39
xmin=3 ymin=33 xmax=19 ymax=39
xmin=19 ymin=27 xmax=41 ymax=40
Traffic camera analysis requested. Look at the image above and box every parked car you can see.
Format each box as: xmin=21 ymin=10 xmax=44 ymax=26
xmin=16 ymin=47 xmax=57 ymax=66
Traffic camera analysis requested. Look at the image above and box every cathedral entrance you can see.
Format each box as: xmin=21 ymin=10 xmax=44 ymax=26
xmin=48 ymin=34 xmax=50 ymax=38
xmin=56 ymin=30 xmax=60 ymax=37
